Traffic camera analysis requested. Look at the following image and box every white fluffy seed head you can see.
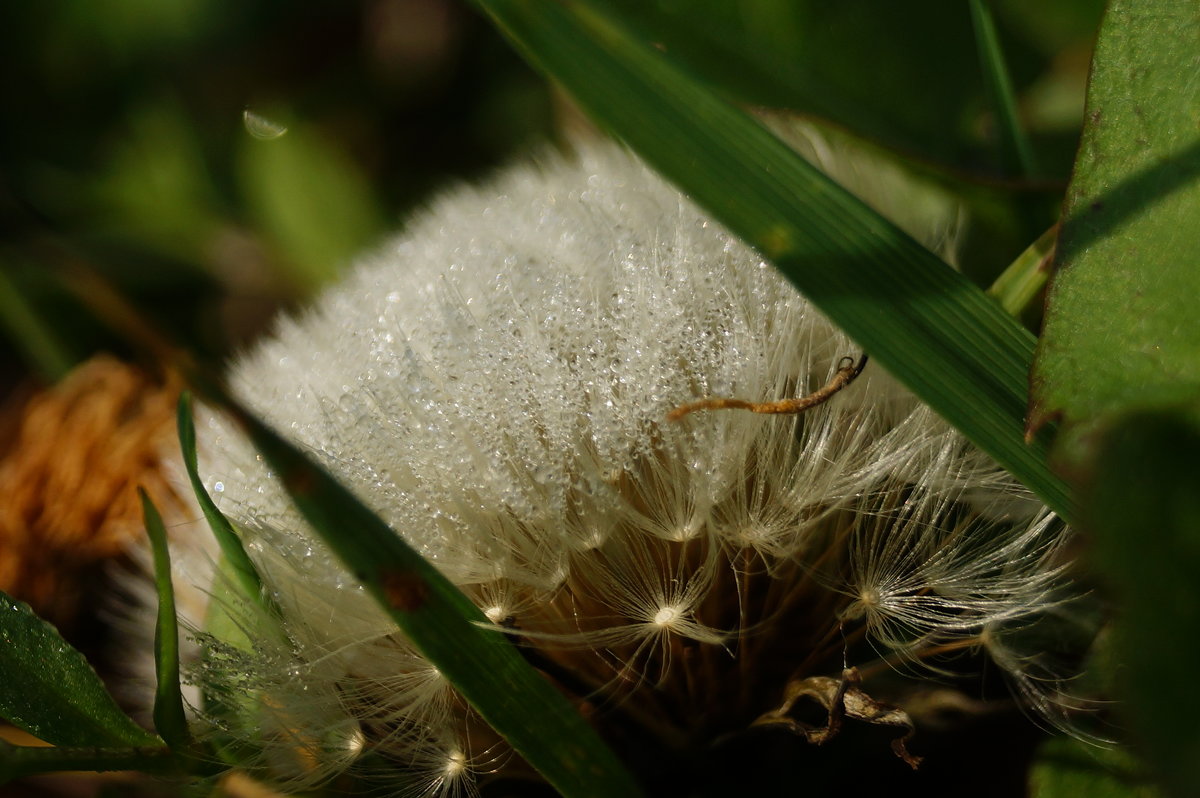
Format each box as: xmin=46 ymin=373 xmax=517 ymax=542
xmin=153 ymin=124 xmax=1086 ymax=793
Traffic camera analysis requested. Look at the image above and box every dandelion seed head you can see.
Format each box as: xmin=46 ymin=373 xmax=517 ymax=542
xmin=142 ymin=124 xmax=1090 ymax=792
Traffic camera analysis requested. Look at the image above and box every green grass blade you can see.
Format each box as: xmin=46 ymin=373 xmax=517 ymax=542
xmin=224 ymin=405 xmax=644 ymax=798
xmin=177 ymin=392 xmax=275 ymax=616
xmin=599 ymin=1 xmax=1007 ymax=167
xmin=969 ymin=0 xmax=1038 ymax=178
xmin=0 ymin=591 xmax=161 ymax=748
xmin=140 ymin=489 xmax=192 ymax=752
xmin=593 ymin=1 xmax=905 ymax=152
xmin=475 ymin=0 xmax=1073 ymax=520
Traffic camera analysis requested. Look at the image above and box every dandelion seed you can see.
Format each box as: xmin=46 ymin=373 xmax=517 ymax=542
xmin=652 ymin=605 xmax=680 ymax=627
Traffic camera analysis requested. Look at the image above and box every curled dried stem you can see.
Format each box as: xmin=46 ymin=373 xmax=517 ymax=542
xmin=668 ymin=354 xmax=869 ymax=422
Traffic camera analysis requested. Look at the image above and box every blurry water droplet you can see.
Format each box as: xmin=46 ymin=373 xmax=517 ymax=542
xmin=243 ymin=109 xmax=289 ymax=140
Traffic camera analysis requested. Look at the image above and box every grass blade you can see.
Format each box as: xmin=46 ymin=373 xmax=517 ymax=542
xmin=969 ymin=0 xmax=1038 ymax=177
xmin=140 ymin=489 xmax=192 ymax=753
xmin=222 ymin=404 xmax=644 ymax=797
xmin=475 ymin=0 xmax=1073 ymax=519
xmin=598 ymin=1 xmax=1004 ymax=166
xmin=177 ymin=392 xmax=274 ymax=616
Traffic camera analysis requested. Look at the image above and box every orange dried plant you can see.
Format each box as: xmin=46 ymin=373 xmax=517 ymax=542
xmin=0 ymin=355 xmax=185 ymax=627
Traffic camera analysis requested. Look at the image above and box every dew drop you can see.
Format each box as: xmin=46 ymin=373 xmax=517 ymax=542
xmin=243 ymin=108 xmax=289 ymax=140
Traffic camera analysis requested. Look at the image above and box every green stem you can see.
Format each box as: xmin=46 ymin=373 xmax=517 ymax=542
xmin=969 ymin=0 xmax=1038 ymax=178
xmin=987 ymin=224 xmax=1057 ymax=317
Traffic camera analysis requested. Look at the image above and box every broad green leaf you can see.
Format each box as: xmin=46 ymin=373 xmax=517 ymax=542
xmin=474 ymin=0 xmax=1073 ymax=519
xmin=1085 ymin=408 xmax=1200 ymax=798
xmin=1031 ymin=0 xmax=1200 ymax=443
xmin=227 ymin=406 xmax=644 ymax=798
xmin=1030 ymin=735 xmax=1162 ymax=798
xmin=141 ymin=489 xmax=191 ymax=752
xmin=0 ymin=591 xmax=160 ymax=748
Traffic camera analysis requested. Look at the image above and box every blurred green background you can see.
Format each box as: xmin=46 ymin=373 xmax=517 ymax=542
xmin=0 ymin=0 xmax=1105 ymax=390
xmin=0 ymin=0 xmax=556 ymax=390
